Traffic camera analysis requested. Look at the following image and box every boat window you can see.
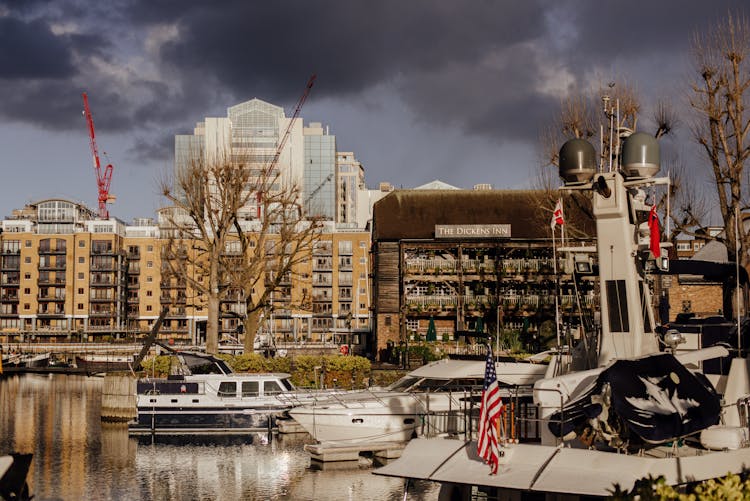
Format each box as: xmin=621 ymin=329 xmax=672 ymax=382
xmin=279 ymin=378 xmax=294 ymax=391
xmin=412 ymin=378 xmax=451 ymax=391
xmin=386 ymin=376 xmax=420 ymax=391
xmin=218 ymin=381 xmax=236 ymax=397
xmin=242 ymin=381 xmax=259 ymax=397
xmin=264 ymin=381 xmax=283 ymax=396
xmin=441 ymin=378 xmax=483 ymax=391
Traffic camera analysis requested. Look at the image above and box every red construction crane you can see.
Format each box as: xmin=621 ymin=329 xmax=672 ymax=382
xmin=257 ymin=73 xmax=316 ymax=218
xmin=82 ymin=92 xmax=114 ymax=219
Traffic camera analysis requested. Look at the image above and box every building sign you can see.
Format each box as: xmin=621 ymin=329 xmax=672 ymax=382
xmin=435 ymin=224 xmax=511 ymax=239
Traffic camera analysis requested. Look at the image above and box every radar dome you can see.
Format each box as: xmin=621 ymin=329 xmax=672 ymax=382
xmin=559 ymin=139 xmax=596 ymax=183
xmin=621 ymin=132 xmax=659 ymax=178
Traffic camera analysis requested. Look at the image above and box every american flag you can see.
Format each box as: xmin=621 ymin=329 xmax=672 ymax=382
xmin=550 ymin=198 xmax=564 ymax=229
xmin=477 ymin=344 xmax=503 ymax=474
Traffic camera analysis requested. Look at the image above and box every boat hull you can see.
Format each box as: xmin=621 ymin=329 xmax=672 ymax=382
xmin=290 ymin=392 xmax=463 ymax=444
xmin=75 ymin=356 xmax=132 ymax=372
xmin=129 ymin=406 xmax=286 ymax=434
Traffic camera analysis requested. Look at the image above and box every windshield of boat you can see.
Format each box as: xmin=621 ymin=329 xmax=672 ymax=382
xmin=280 ymin=378 xmax=294 ymax=391
xmin=405 ymin=377 xmax=486 ymax=392
xmin=385 ymin=377 xmax=483 ymax=392
xmin=386 ymin=376 xmax=421 ymax=391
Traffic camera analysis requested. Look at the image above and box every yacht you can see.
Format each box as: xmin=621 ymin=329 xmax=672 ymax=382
xmin=129 ymin=351 xmax=334 ymax=435
xmin=289 ymin=356 xmax=548 ymax=445
xmin=376 ymin=134 xmax=750 ymax=499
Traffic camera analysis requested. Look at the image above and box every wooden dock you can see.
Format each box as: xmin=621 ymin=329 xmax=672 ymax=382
xmin=303 ymin=441 xmax=406 ymax=462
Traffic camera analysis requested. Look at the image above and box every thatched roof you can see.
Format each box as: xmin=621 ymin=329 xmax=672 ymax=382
xmin=372 ymin=189 xmax=595 ymax=241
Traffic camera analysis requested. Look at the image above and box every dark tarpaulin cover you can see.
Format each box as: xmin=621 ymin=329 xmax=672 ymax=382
xmin=549 ymin=353 xmax=721 ymax=444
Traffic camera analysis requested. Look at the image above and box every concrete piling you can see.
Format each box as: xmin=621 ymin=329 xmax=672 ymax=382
xmin=101 ymin=374 xmax=136 ymax=422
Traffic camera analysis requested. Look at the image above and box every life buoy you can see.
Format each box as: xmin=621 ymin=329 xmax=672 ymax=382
xmin=339 ymin=345 xmax=349 ymax=355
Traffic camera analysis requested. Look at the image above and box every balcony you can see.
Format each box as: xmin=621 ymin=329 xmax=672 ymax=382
xmin=38 ymin=245 xmax=66 ymax=255
xmin=90 ymin=294 xmax=115 ymax=302
xmin=38 ymin=293 xmax=66 ymax=302
xmin=37 ymin=307 xmax=65 ymax=316
xmin=90 ymin=245 xmax=115 ymax=255
xmin=89 ymin=309 xmax=115 ymax=317
xmin=0 ymin=293 xmax=19 ymax=302
xmin=90 ymin=277 xmax=116 ymax=286
xmin=91 ymin=263 xmax=117 ymax=272
xmin=39 ymin=261 xmax=66 ymax=271
xmin=37 ymin=277 xmax=65 ymax=286
xmin=166 ymin=307 xmax=187 ymax=318
xmin=1 ymin=248 xmax=20 ymax=255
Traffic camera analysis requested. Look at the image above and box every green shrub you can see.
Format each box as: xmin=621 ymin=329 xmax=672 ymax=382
xmin=609 ymin=472 xmax=750 ymax=500
xmin=138 ymin=353 xmax=372 ymax=390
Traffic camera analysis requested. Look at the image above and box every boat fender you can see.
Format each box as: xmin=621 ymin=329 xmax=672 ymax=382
xmin=700 ymin=425 xmax=749 ymax=450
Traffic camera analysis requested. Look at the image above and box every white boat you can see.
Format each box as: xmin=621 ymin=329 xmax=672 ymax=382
xmin=289 ymin=356 xmax=548 ymax=445
xmin=129 ymin=351 xmax=336 ymax=435
xmin=376 ymin=134 xmax=750 ymax=499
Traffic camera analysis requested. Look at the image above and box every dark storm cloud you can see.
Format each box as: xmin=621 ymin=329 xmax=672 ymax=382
xmin=0 ymin=16 xmax=76 ymax=79
xmin=129 ymin=1 xmax=550 ymax=105
xmin=0 ymin=0 xmax=748 ymax=161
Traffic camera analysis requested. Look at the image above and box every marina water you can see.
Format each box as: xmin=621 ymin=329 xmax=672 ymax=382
xmin=0 ymin=374 xmax=439 ymax=500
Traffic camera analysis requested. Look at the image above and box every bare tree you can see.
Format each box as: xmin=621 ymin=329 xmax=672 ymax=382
xmin=689 ymin=12 xmax=750 ymax=264
xmin=160 ymin=152 xmax=321 ymax=354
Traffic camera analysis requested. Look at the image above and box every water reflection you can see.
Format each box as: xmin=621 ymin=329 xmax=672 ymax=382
xmin=0 ymin=375 xmax=440 ymax=500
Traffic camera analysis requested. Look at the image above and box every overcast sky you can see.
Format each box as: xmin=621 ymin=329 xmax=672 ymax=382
xmin=0 ymin=0 xmax=745 ymax=222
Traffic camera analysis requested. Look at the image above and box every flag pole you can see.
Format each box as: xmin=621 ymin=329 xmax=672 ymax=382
xmin=552 ymin=226 xmax=561 ymax=348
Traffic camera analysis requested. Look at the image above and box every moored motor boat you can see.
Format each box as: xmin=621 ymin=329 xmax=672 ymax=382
xmin=129 ymin=351 xmax=337 ymax=435
xmin=289 ymin=356 xmax=547 ymax=445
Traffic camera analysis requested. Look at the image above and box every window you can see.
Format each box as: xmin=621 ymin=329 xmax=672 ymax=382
xmin=146 ymin=276 xmax=153 ymax=283
xmin=146 ymin=305 xmax=152 ymax=312
xmin=24 ymin=256 xmax=31 ymax=263
xmin=407 ymin=319 xmax=419 ymax=331
xmin=2 ymin=240 xmax=20 ymax=253
xmin=24 ymin=303 xmax=30 ymax=310
xmin=78 ymin=288 xmax=84 ymax=295
xmin=78 ymin=303 xmax=84 ymax=310
xmin=676 ymin=242 xmax=691 ymax=251
xmin=24 ymin=288 xmax=30 ymax=295
xmin=218 ymin=382 xmax=237 ymax=397
xmin=338 ymin=240 xmax=353 ymax=255
xmin=147 ymin=261 xmax=153 ymax=268
xmin=242 ymin=381 xmax=259 ymax=397
xmin=264 ymin=381 xmax=283 ymax=396
xmin=147 ymin=245 xmax=154 ymax=252
xmin=79 ymin=257 xmax=85 ymax=264
xmin=78 ymin=273 xmax=84 ymax=280
xmin=25 ymin=240 xmax=31 ymax=247
xmin=24 ymin=273 xmax=30 ymax=280
xmin=385 ymin=316 xmax=392 ymax=326
xmin=146 ymin=290 xmax=153 ymax=297
xmin=79 ymin=240 xmax=85 ymax=247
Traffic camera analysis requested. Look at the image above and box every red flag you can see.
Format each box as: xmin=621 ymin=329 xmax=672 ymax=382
xmin=550 ymin=199 xmax=564 ymax=229
xmin=477 ymin=345 xmax=504 ymax=474
xmin=649 ymin=205 xmax=661 ymax=258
